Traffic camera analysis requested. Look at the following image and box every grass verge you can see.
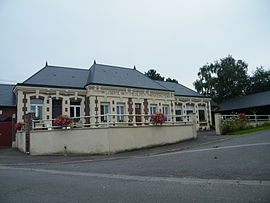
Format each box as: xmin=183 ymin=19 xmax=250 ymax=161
xmin=227 ymin=125 xmax=270 ymax=135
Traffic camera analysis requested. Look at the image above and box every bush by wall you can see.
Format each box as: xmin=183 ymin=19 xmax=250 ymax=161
xmin=221 ymin=114 xmax=251 ymax=134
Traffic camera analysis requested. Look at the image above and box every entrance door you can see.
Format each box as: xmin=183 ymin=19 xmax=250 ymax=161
xmin=135 ymin=103 xmax=141 ymax=124
xmin=0 ymin=115 xmax=12 ymax=147
xmin=52 ymin=99 xmax=62 ymax=119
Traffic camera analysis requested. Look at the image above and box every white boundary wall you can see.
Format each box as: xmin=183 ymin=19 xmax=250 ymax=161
xmin=16 ymin=131 xmax=26 ymax=153
xmin=17 ymin=124 xmax=196 ymax=155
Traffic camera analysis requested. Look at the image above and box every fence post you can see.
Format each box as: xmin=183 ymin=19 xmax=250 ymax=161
xmin=24 ymin=112 xmax=35 ymax=154
xmin=215 ymin=113 xmax=222 ymax=135
xmin=11 ymin=114 xmax=17 ymax=148
xmin=191 ymin=113 xmax=197 ymax=138
xmin=254 ymin=114 xmax=257 ymax=123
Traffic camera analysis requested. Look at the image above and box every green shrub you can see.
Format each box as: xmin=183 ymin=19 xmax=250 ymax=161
xmin=221 ymin=117 xmax=251 ymax=134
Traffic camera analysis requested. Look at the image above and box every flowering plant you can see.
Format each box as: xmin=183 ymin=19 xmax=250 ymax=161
xmin=238 ymin=113 xmax=247 ymax=120
xmin=150 ymin=112 xmax=167 ymax=125
xmin=15 ymin=122 xmax=25 ymax=131
xmin=53 ymin=115 xmax=73 ymax=127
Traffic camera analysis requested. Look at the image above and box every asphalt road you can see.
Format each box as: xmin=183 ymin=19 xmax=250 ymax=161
xmin=1 ymin=130 xmax=270 ymax=202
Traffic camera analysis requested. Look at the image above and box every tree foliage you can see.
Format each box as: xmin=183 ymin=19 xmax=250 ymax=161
xmin=247 ymin=67 xmax=270 ymax=94
xmin=194 ymin=55 xmax=250 ymax=104
xmin=145 ymin=69 xmax=165 ymax=81
xmin=145 ymin=69 xmax=178 ymax=83
xmin=166 ymin=78 xmax=178 ymax=83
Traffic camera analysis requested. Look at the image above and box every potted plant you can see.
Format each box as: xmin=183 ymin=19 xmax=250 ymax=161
xmin=54 ymin=115 xmax=73 ymax=129
xmin=15 ymin=122 xmax=25 ymax=131
xmin=150 ymin=112 xmax=167 ymax=125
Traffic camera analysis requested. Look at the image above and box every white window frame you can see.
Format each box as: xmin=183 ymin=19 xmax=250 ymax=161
xmin=116 ymin=103 xmax=125 ymax=122
xmin=70 ymin=104 xmax=81 ymax=118
xmin=100 ymin=102 xmax=110 ymax=122
xmin=162 ymin=105 xmax=169 ymax=116
xmin=186 ymin=104 xmax=194 ymax=115
xmin=175 ymin=104 xmax=182 ymax=121
xmin=150 ymin=104 xmax=157 ymax=115
xmin=30 ymin=99 xmax=43 ymax=120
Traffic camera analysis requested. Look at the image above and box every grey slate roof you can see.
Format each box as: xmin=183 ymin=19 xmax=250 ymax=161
xmin=155 ymin=80 xmax=206 ymax=98
xmin=218 ymin=91 xmax=270 ymax=112
xmin=22 ymin=66 xmax=89 ymax=89
xmin=0 ymin=84 xmax=16 ymax=106
xmin=87 ymin=63 xmax=168 ymax=91
xmin=21 ymin=63 xmax=206 ymax=96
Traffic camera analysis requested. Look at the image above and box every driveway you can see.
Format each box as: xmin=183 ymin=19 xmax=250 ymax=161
xmin=0 ymin=130 xmax=270 ymax=202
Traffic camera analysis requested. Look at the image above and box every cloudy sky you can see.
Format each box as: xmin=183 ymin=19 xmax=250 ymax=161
xmin=0 ymin=0 xmax=269 ymax=89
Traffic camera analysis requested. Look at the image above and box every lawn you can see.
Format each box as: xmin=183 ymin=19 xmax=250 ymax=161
xmin=227 ymin=125 xmax=270 ymax=135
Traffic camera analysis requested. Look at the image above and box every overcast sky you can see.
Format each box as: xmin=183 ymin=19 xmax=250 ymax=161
xmin=0 ymin=0 xmax=269 ymax=89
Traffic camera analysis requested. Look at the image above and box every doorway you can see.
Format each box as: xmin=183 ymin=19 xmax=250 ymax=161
xmin=52 ymin=99 xmax=62 ymax=119
xmin=135 ymin=103 xmax=141 ymax=124
xmin=0 ymin=115 xmax=12 ymax=147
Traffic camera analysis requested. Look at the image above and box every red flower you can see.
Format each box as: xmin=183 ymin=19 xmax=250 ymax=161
xmin=53 ymin=115 xmax=73 ymax=127
xmin=15 ymin=122 xmax=24 ymax=130
xmin=238 ymin=113 xmax=247 ymax=120
xmin=150 ymin=112 xmax=167 ymax=125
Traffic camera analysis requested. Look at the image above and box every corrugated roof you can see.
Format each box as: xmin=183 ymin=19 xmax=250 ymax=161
xmin=218 ymin=91 xmax=270 ymax=112
xmin=22 ymin=66 xmax=89 ymax=89
xmin=155 ymin=80 xmax=206 ymax=98
xmin=87 ymin=63 xmax=168 ymax=91
xmin=0 ymin=84 xmax=16 ymax=106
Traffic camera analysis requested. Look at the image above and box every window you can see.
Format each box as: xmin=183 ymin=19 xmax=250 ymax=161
xmin=186 ymin=104 xmax=194 ymax=115
xmin=30 ymin=99 xmax=43 ymax=119
xmin=199 ymin=105 xmax=206 ymax=122
xmin=162 ymin=105 xmax=169 ymax=116
xmin=70 ymin=101 xmax=81 ymax=118
xmin=116 ymin=103 xmax=125 ymax=122
xmin=100 ymin=102 xmax=110 ymax=122
xmin=175 ymin=104 xmax=182 ymax=121
xmin=150 ymin=104 xmax=157 ymax=114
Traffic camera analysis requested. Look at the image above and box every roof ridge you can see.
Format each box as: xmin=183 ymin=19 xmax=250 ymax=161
xmin=47 ymin=65 xmax=89 ymax=71
xmin=94 ymin=63 xmax=135 ymax=71
xmin=0 ymin=83 xmax=16 ymax=86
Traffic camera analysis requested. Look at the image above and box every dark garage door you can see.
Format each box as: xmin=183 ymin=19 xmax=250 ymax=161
xmin=0 ymin=115 xmax=12 ymax=147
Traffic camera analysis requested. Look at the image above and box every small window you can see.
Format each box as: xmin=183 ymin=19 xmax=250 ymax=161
xmin=116 ymin=103 xmax=125 ymax=122
xmin=100 ymin=102 xmax=110 ymax=122
xmin=162 ymin=105 xmax=169 ymax=116
xmin=70 ymin=101 xmax=81 ymax=118
xmin=199 ymin=105 xmax=206 ymax=122
xmin=30 ymin=99 xmax=43 ymax=119
xmin=150 ymin=104 xmax=157 ymax=114
xmin=175 ymin=104 xmax=182 ymax=121
xmin=186 ymin=104 xmax=194 ymax=115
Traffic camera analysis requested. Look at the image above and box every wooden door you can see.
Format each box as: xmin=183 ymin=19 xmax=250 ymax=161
xmin=0 ymin=115 xmax=12 ymax=147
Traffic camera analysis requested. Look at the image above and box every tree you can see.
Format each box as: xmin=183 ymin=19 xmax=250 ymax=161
xmin=145 ymin=69 xmax=178 ymax=83
xmin=194 ymin=55 xmax=250 ymax=104
xmin=247 ymin=67 xmax=270 ymax=94
xmin=166 ymin=78 xmax=178 ymax=83
xmin=145 ymin=69 xmax=165 ymax=81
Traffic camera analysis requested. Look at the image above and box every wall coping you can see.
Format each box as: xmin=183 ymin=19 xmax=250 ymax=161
xmin=30 ymin=123 xmax=193 ymax=133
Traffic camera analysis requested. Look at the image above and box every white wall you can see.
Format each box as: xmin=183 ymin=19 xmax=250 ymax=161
xmin=16 ymin=131 xmax=26 ymax=152
xmin=24 ymin=124 xmax=196 ymax=155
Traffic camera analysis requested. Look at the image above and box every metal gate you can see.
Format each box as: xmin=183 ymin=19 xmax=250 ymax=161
xmin=0 ymin=115 xmax=13 ymax=147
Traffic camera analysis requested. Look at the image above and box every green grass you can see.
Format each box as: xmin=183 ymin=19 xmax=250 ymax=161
xmin=226 ymin=125 xmax=270 ymax=135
